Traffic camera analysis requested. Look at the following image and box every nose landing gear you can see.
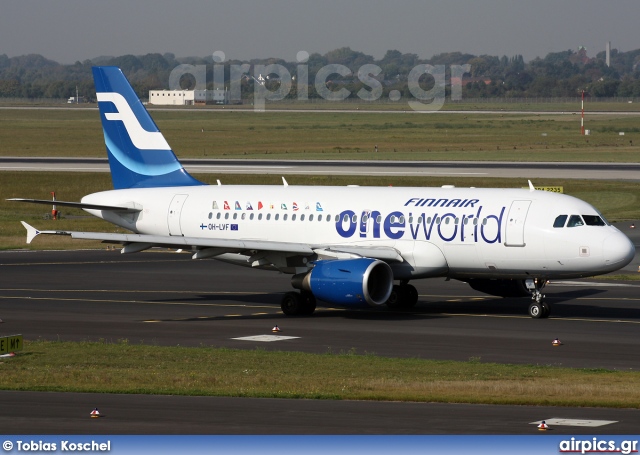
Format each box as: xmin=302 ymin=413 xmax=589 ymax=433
xmin=526 ymin=278 xmax=550 ymax=318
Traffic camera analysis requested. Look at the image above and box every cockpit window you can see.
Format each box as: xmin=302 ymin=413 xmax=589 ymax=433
xmin=566 ymin=215 xmax=584 ymax=227
xmin=553 ymin=215 xmax=567 ymax=228
xmin=582 ymin=215 xmax=606 ymax=226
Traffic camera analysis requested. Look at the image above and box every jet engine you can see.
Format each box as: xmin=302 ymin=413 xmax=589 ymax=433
xmin=292 ymin=258 xmax=393 ymax=307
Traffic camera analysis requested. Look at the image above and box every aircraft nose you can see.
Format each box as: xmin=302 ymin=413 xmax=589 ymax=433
xmin=603 ymin=232 xmax=636 ymax=269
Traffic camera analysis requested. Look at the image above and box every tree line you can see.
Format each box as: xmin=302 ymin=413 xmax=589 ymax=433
xmin=0 ymin=46 xmax=639 ymax=101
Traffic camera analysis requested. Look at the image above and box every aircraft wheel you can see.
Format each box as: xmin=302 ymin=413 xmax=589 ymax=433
xmin=528 ymin=302 xmax=544 ymax=319
xmin=300 ymin=291 xmax=317 ymax=316
xmin=541 ymin=302 xmax=551 ymax=319
xmin=281 ymin=291 xmax=303 ymax=316
xmin=385 ymin=285 xmax=405 ymax=309
xmin=402 ymin=284 xmax=419 ymax=308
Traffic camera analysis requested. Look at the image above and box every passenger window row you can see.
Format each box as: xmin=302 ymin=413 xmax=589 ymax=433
xmin=207 ymin=211 xmax=490 ymax=225
xmin=208 ymin=212 xmax=333 ymax=222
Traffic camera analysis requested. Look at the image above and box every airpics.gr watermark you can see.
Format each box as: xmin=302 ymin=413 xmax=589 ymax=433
xmin=168 ymin=51 xmax=471 ymax=112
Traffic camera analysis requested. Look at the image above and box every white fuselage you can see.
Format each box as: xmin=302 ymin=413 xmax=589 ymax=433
xmin=82 ymin=184 xmax=635 ymax=281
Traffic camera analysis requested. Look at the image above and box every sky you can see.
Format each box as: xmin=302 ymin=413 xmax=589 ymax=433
xmin=2 ymin=0 xmax=638 ymax=64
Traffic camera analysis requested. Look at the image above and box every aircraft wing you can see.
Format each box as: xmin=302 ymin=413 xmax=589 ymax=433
xmin=20 ymin=222 xmax=403 ymax=262
xmin=8 ymin=198 xmax=140 ymax=212
xmin=313 ymin=246 xmax=403 ymax=262
xmin=21 ymin=221 xmax=312 ymax=254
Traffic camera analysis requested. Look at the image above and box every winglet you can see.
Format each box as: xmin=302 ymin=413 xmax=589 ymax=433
xmin=282 ymin=177 xmax=289 ymax=187
xmin=528 ymin=180 xmax=535 ymax=192
xmin=21 ymin=221 xmax=40 ymax=244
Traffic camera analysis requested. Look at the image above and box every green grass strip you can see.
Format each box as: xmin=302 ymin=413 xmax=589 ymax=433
xmin=1 ymin=109 xmax=639 ymax=162
xmin=2 ymin=340 xmax=639 ymax=408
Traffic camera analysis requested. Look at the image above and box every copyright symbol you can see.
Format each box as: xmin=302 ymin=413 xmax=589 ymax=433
xmin=2 ymin=441 xmax=12 ymax=451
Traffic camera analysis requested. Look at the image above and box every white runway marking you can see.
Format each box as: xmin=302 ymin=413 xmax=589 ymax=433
xmin=530 ymin=418 xmax=618 ymax=427
xmin=232 ymin=335 xmax=300 ymax=342
xmin=551 ymin=280 xmax=638 ymax=288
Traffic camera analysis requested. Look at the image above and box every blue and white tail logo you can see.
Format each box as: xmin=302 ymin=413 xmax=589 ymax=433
xmin=93 ymin=66 xmax=202 ymax=189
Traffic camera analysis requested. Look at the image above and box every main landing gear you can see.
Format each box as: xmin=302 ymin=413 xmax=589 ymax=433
xmin=385 ymin=282 xmax=419 ymax=310
xmin=281 ymin=291 xmax=316 ymax=316
xmin=526 ymin=278 xmax=550 ymax=319
xmin=280 ymin=282 xmax=420 ymax=315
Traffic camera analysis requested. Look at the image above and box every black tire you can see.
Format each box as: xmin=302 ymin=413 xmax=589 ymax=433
xmin=528 ymin=302 xmax=544 ymax=319
xmin=300 ymin=291 xmax=317 ymax=316
xmin=386 ymin=285 xmax=405 ymax=309
xmin=402 ymin=284 xmax=419 ymax=308
xmin=281 ymin=291 xmax=303 ymax=316
xmin=541 ymin=302 xmax=551 ymax=318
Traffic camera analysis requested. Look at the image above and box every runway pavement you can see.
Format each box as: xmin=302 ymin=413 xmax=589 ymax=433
xmin=2 ymin=390 xmax=640 ymax=435
xmin=2 ymin=105 xmax=640 ymax=116
xmin=0 ymin=247 xmax=639 ymax=434
xmin=2 ymin=157 xmax=640 ymax=180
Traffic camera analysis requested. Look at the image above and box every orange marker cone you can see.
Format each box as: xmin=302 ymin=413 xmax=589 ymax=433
xmin=538 ymin=421 xmax=549 ymax=431
xmin=272 ymin=325 xmax=281 ymax=333
xmin=90 ymin=408 xmax=101 ymax=418
xmin=552 ymin=338 xmax=562 ymax=346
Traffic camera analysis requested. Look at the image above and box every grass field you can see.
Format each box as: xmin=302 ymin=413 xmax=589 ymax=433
xmin=1 ymin=340 xmax=639 ymax=408
xmin=1 ymin=108 xmax=639 ymax=162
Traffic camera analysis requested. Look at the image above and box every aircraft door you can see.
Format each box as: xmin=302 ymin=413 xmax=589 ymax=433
xmin=505 ymin=200 xmax=531 ymax=247
xmin=167 ymin=194 xmax=188 ymax=236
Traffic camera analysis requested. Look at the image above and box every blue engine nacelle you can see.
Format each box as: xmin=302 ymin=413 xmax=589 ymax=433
xmin=291 ymin=258 xmax=393 ymax=307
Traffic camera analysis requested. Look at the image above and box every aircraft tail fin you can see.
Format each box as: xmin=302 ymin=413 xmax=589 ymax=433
xmin=92 ymin=66 xmax=203 ymax=189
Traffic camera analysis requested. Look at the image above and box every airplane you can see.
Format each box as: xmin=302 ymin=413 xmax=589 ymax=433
xmin=10 ymin=66 xmax=636 ymax=319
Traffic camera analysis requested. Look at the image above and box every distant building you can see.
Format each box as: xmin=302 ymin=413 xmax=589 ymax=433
xmin=149 ymin=89 xmax=229 ymax=105
xmin=67 ymin=96 xmax=86 ymax=103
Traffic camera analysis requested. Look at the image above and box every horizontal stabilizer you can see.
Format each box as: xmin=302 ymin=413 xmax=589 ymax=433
xmin=8 ymin=198 xmax=140 ymax=212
